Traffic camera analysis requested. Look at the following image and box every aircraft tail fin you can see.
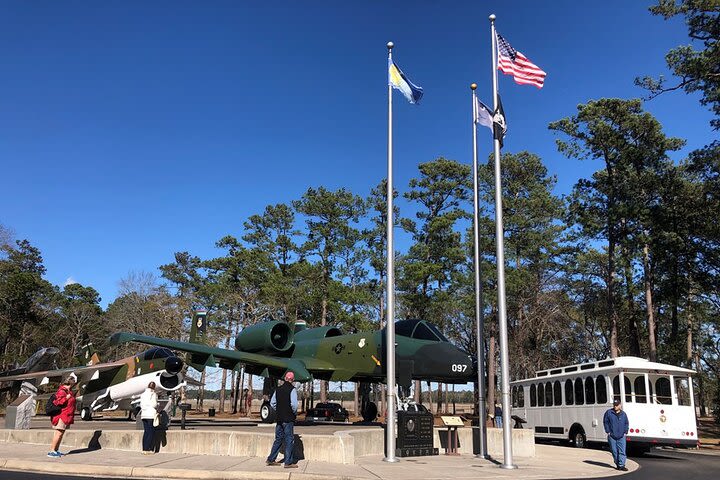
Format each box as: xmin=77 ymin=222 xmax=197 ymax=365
xmin=189 ymin=308 xmax=208 ymax=345
xmin=75 ymin=335 xmax=100 ymax=366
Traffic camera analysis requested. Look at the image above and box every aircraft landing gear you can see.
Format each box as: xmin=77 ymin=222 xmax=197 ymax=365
xmin=359 ymin=382 xmax=377 ymax=422
xmin=129 ymin=406 xmax=140 ymax=421
xmin=80 ymin=406 xmax=92 ymax=421
xmin=260 ymin=400 xmax=276 ymax=423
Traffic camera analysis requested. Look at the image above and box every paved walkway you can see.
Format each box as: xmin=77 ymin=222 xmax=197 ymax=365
xmin=0 ymin=442 xmax=637 ymax=480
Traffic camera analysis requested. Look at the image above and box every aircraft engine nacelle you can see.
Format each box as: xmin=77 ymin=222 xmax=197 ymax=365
xmin=107 ymin=370 xmax=184 ymax=401
xmin=235 ymin=320 xmax=293 ymax=354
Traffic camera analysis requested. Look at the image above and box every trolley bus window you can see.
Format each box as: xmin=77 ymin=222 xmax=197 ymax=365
xmin=674 ymin=377 xmax=690 ymax=406
xmin=530 ymin=384 xmax=537 ymax=407
xmin=612 ymin=375 xmax=620 ymax=402
xmin=574 ymin=378 xmax=584 ymax=405
xmin=554 ymin=380 xmax=562 ymax=406
xmin=655 ymin=377 xmax=672 ymax=405
xmin=545 ymin=381 xmax=553 ymax=406
xmin=565 ymin=379 xmax=574 ymax=405
xmin=585 ymin=377 xmax=596 ymax=404
xmin=596 ymin=375 xmax=608 ymax=404
xmin=624 ymin=376 xmax=632 ymax=403
xmin=634 ymin=376 xmax=647 ymax=403
xmin=538 ymin=383 xmax=545 ymax=407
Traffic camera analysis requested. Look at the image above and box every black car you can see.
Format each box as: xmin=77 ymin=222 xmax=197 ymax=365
xmin=305 ymin=402 xmax=350 ymax=422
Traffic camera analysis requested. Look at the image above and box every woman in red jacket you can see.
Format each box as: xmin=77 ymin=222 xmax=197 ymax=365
xmin=48 ymin=373 xmax=77 ymax=458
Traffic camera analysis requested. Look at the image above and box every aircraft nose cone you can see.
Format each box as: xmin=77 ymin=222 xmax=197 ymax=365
xmin=165 ymin=356 xmax=183 ymax=374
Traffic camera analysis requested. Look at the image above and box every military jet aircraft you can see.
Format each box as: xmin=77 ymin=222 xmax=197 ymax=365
xmin=0 ymin=342 xmax=187 ymax=421
xmin=110 ymin=314 xmax=475 ymax=422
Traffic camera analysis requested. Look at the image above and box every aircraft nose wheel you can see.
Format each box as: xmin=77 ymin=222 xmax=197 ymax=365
xmin=80 ymin=406 xmax=92 ymax=421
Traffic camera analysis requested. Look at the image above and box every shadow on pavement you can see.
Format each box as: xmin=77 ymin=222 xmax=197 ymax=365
xmin=583 ymin=459 xmax=616 ymax=469
xmin=67 ymin=430 xmax=102 ymax=455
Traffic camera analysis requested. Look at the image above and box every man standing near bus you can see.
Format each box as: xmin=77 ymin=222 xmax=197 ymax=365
xmin=603 ymin=399 xmax=629 ymax=471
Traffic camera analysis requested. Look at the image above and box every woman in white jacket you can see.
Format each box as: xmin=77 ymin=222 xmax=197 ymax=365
xmin=139 ymin=382 xmax=158 ymax=454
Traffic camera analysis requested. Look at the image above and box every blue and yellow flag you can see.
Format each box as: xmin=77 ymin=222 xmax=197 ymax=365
xmin=388 ymin=59 xmax=423 ymax=104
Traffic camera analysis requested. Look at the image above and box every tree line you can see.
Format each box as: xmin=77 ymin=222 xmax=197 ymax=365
xmin=1 ymin=1 xmax=718 ymax=418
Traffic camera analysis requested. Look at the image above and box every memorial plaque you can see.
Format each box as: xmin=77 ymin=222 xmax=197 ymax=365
xmin=394 ymin=410 xmax=439 ymax=457
xmin=440 ymin=416 xmax=464 ymax=427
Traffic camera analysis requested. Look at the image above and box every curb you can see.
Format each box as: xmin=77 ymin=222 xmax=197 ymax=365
xmin=0 ymin=459 xmax=367 ymax=480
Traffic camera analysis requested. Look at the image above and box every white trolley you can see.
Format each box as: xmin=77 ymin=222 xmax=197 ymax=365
xmin=510 ymin=356 xmax=697 ymax=450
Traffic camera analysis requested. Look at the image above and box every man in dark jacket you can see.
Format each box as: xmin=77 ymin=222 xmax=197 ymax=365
xmin=603 ymin=399 xmax=629 ymax=471
xmin=266 ymin=371 xmax=298 ymax=469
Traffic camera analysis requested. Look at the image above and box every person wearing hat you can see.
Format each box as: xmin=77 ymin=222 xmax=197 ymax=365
xmin=603 ymin=399 xmax=629 ymax=471
xmin=48 ymin=373 xmax=77 ymax=458
xmin=266 ymin=371 xmax=298 ymax=468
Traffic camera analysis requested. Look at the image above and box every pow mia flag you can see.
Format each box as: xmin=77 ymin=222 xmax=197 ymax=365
xmin=474 ymin=94 xmax=507 ymax=148
xmin=493 ymin=95 xmax=507 ymax=148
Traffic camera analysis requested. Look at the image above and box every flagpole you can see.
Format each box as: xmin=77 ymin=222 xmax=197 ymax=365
xmin=489 ymin=13 xmax=516 ymax=469
xmin=471 ymin=83 xmax=489 ymax=460
xmin=384 ymin=40 xmax=398 ymax=464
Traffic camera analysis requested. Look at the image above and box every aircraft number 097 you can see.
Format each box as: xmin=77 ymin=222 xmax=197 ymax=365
xmin=451 ymin=364 xmax=468 ymax=372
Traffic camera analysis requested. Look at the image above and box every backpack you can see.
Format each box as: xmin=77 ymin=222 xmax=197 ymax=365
xmin=45 ymin=393 xmax=63 ymax=417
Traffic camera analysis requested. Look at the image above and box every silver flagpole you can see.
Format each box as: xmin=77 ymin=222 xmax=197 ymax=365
xmin=384 ymin=40 xmax=398 ymax=463
xmin=489 ymin=14 xmax=516 ymax=469
xmin=471 ymin=83 xmax=489 ymax=460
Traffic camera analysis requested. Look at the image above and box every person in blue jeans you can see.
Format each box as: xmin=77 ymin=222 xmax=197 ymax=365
xmin=603 ymin=399 xmax=629 ymax=471
xmin=494 ymin=403 xmax=503 ymax=428
xmin=266 ymin=371 xmax=298 ymax=469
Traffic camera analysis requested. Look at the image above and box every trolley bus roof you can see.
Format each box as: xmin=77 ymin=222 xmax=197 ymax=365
xmin=517 ymin=356 xmax=695 ymax=381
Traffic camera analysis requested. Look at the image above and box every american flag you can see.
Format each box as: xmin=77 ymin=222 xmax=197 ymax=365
xmin=496 ymin=33 xmax=546 ymax=88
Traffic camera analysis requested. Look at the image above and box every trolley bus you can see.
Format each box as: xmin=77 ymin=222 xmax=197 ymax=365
xmin=510 ymin=356 xmax=697 ymax=450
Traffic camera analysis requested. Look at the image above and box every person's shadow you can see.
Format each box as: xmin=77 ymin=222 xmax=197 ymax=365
xmin=67 ymin=430 xmax=102 ymax=455
xmin=584 ymin=460 xmax=616 ymax=469
xmin=279 ymin=434 xmax=305 ymax=463
xmin=153 ymin=423 xmax=169 ymax=453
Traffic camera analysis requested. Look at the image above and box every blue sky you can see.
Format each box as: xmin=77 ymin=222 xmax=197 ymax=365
xmin=1 ymin=1 xmax=715 ymax=309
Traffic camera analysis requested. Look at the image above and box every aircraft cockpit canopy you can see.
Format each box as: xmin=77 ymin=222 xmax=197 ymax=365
xmin=142 ymin=347 xmax=175 ymax=361
xmin=393 ymin=320 xmax=449 ymax=342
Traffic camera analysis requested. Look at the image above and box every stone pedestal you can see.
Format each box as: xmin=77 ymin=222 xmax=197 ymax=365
xmin=5 ymin=394 xmax=36 ymax=429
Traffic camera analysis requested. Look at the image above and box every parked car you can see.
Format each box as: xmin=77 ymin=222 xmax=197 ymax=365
xmin=305 ymin=402 xmax=349 ymax=422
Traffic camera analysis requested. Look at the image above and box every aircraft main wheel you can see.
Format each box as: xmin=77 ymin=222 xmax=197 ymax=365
xmin=80 ymin=407 xmax=92 ymax=421
xmin=260 ymin=401 xmax=276 ymax=424
xmin=362 ymin=401 xmax=378 ymax=422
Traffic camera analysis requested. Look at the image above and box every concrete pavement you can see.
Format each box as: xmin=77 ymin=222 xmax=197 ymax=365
xmin=0 ymin=442 xmax=638 ymax=480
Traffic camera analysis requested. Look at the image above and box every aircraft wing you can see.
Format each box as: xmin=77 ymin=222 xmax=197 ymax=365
xmin=110 ymin=332 xmax=313 ymax=381
xmin=184 ymin=376 xmax=205 ymax=387
xmin=0 ymin=361 xmax=127 ymax=385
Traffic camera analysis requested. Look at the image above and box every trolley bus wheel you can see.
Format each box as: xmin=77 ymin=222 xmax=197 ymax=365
xmin=571 ymin=429 xmax=586 ymax=448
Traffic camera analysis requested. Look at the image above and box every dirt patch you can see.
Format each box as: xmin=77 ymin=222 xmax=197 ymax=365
xmin=698 ymin=416 xmax=720 ymax=446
